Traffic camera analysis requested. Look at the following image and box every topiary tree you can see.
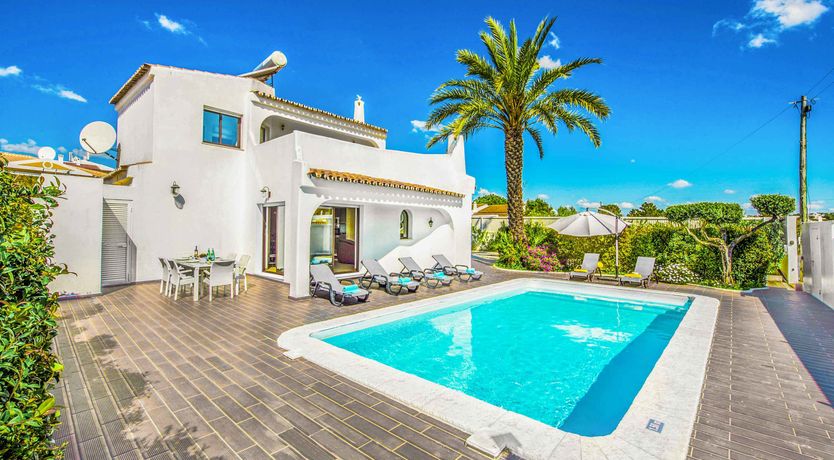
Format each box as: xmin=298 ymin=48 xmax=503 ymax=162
xmin=0 ymin=159 xmax=67 ymax=458
xmin=627 ymin=201 xmax=665 ymax=217
xmin=474 ymin=193 xmax=507 ymax=205
xmin=666 ymin=194 xmax=794 ymax=285
xmin=524 ymin=198 xmax=556 ymax=216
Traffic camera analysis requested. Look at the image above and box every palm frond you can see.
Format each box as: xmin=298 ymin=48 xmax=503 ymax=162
xmin=526 ymin=126 xmax=545 ymax=159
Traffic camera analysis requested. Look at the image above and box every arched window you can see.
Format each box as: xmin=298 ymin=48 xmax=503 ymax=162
xmin=399 ymin=210 xmax=410 ymax=239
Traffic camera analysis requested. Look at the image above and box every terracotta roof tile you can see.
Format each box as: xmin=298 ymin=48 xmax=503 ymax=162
xmin=308 ymin=168 xmax=463 ymax=198
xmin=253 ymin=91 xmax=387 ymax=134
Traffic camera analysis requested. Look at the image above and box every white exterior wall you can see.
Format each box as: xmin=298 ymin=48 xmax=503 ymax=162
xmin=50 ymin=175 xmax=103 ymax=296
xmin=802 ymin=221 xmax=834 ymax=309
xmin=53 ymin=64 xmax=474 ymax=298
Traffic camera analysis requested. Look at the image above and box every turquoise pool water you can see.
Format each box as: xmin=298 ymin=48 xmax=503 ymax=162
xmin=323 ymin=289 xmax=691 ymax=436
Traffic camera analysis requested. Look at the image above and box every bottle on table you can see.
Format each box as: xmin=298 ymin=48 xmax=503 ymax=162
xmin=193 ymin=245 xmax=199 ymax=258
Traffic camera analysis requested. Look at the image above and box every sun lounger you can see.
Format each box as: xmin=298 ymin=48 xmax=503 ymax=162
xmin=431 ymin=254 xmax=483 ymax=281
xmin=360 ymin=259 xmax=420 ymax=295
xmin=618 ymin=257 xmax=656 ymax=288
xmin=309 ymin=264 xmax=370 ymax=306
xmin=569 ymin=253 xmax=600 ymax=281
xmin=399 ymin=257 xmax=453 ymax=288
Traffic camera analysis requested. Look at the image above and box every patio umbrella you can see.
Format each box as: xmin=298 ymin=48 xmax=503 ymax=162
xmin=549 ymin=210 xmax=629 ymax=276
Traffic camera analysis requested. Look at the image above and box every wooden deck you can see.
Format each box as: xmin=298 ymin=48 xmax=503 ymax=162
xmin=53 ymin=264 xmax=834 ymax=459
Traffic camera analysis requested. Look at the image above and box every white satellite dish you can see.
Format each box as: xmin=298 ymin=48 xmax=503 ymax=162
xmin=79 ymin=121 xmax=116 ymax=155
xmin=37 ymin=146 xmax=56 ymax=160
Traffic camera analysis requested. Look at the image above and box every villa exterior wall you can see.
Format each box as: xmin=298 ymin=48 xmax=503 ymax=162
xmin=50 ymin=175 xmax=103 ymax=296
xmin=46 ymin=64 xmax=474 ymax=297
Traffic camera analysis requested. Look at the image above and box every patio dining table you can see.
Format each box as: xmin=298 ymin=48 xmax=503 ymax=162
xmin=175 ymin=257 xmax=235 ymax=301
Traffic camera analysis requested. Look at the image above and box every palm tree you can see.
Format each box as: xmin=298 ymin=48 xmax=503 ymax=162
xmin=426 ymin=17 xmax=610 ymax=242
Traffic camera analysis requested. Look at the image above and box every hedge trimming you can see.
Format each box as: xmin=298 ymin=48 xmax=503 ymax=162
xmin=1 ymin=159 xmax=67 ymax=458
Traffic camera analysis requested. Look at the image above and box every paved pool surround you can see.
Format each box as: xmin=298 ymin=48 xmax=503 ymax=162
xmin=278 ymin=278 xmax=720 ymax=459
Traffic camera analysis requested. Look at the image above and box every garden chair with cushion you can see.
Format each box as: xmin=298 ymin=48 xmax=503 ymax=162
xmin=310 ymin=264 xmax=370 ymax=306
xmin=618 ymin=257 xmax=656 ymax=288
xmin=399 ymin=257 xmax=453 ymax=288
xmin=432 ymin=254 xmax=483 ymax=281
xmin=359 ymin=259 xmax=420 ymax=295
xmin=569 ymin=253 xmax=600 ymax=282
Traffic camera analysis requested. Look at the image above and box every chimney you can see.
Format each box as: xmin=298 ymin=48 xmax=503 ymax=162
xmin=57 ymin=154 xmax=64 ymax=163
xmin=353 ymin=95 xmax=365 ymax=123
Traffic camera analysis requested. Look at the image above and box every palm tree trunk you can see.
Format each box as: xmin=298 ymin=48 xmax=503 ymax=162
xmin=504 ymin=129 xmax=526 ymax=244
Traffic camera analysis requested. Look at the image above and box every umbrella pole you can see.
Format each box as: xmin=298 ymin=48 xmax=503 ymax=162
xmin=615 ymin=234 xmax=620 ymax=277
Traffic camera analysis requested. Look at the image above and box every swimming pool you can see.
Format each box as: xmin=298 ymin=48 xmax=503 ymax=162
xmin=321 ymin=290 xmax=691 ymax=436
xmin=278 ymin=279 xmax=718 ymax=459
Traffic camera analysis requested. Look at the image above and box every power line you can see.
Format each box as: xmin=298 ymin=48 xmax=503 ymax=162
xmin=811 ymin=78 xmax=834 ymax=99
xmin=634 ymin=104 xmax=792 ymax=204
xmin=806 ymin=65 xmax=834 ymax=95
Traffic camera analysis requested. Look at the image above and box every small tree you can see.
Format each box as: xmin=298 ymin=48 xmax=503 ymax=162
xmin=474 ymin=193 xmax=507 ymax=205
xmin=556 ymin=205 xmax=577 ymax=217
xmin=598 ymin=203 xmax=621 ymax=217
xmin=627 ymin=201 xmax=665 ymax=217
xmin=666 ymin=194 xmax=794 ymax=285
xmin=524 ymin=198 xmax=555 ymax=216
xmin=0 ymin=160 xmax=67 ymax=458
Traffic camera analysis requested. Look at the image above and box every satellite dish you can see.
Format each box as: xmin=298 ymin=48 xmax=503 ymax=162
xmin=79 ymin=121 xmax=116 ymax=155
xmin=37 ymin=146 xmax=56 ymax=160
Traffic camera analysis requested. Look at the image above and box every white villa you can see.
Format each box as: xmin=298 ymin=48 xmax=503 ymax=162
xmin=10 ymin=54 xmax=475 ymax=299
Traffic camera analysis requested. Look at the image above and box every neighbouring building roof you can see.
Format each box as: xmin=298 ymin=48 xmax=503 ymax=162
xmin=0 ymin=151 xmax=110 ymax=178
xmin=253 ymin=91 xmax=388 ymax=134
xmin=473 ymin=204 xmax=508 ymax=217
xmin=308 ymin=168 xmax=464 ymax=198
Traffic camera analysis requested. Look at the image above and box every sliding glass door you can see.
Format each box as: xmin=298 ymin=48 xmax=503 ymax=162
xmin=310 ymin=206 xmax=359 ymax=274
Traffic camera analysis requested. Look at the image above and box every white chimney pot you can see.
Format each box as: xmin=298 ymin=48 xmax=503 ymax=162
xmin=353 ymin=95 xmax=365 ymax=123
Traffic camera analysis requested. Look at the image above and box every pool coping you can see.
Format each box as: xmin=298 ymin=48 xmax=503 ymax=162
xmin=277 ymin=278 xmax=719 ymax=460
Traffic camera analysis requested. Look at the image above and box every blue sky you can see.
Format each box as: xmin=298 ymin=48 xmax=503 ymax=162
xmin=2 ymin=1 xmax=833 ymax=213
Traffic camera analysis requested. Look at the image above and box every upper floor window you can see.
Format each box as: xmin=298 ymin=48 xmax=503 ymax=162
xmin=202 ymin=109 xmax=240 ymax=147
xmin=399 ymin=210 xmax=410 ymax=239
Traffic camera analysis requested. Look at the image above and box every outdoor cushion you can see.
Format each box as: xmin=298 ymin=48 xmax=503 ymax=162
xmin=624 ymin=272 xmax=642 ymax=278
xmin=343 ymin=284 xmax=360 ymax=293
xmin=574 ymin=268 xmax=588 ymax=273
xmin=398 ymin=277 xmax=412 ymax=284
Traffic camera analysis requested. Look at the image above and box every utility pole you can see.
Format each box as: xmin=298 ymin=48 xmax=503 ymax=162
xmin=798 ymin=95 xmax=811 ymax=223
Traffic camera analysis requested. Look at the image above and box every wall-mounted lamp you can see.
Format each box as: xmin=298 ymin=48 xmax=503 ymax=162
xmin=428 ymin=217 xmax=434 ymax=228
xmin=260 ymin=186 xmax=271 ymax=202
xmin=171 ymin=181 xmax=185 ymax=209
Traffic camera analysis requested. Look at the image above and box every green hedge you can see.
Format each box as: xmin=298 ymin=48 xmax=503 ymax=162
xmin=489 ymin=221 xmax=783 ymax=289
xmin=1 ymin=161 xmax=66 ymax=458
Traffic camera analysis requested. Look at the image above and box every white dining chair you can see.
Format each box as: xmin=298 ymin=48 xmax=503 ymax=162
xmin=167 ymin=259 xmax=196 ymax=301
xmin=235 ymin=254 xmax=251 ymax=295
xmin=203 ymin=260 xmax=235 ymax=301
xmin=158 ymin=257 xmax=170 ymax=295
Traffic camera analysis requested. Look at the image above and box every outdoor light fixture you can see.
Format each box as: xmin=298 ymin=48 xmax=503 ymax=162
xmin=428 ymin=217 xmax=434 ymax=228
xmin=260 ymin=186 xmax=271 ymax=201
xmin=170 ymin=181 xmax=180 ymax=196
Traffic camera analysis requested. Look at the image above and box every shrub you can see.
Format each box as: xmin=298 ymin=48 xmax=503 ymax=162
xmin=656 ymin=263 xmax=697 ymax=284
xmin=0 ymin=160 xmax=66 ymax=458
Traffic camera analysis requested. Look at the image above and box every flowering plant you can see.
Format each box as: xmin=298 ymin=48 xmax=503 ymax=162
xmin=656 ymin=263 xmax=698 ymax=284
xmin=521 ymin=244 xmax=560 ymax=272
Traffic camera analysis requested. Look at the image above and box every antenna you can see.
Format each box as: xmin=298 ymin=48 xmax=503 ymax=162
xmin=37 ymin=146 xmax=56 ymax=160
xmin=79 ymin=121 xmax=118 ymax=160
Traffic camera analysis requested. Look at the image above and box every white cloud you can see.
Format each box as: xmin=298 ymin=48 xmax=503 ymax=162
xmin=753 ymin=0 xmax=829 ymax=27
xmin=809 ymin=200 xmax=825 ymax=210
xmin=645 ymin=195 xmax=665 ymax=203
xmin=742 ymin=202 xmax=753 ymax=210
xmin=619 ymin=202 xmax=635 ymax=209
xmin=410 ymin=120 xmax=443 ymax=133
xmin=548 ymin=32 xmax=560 ymax=49
xmin=714 ymin=0 xmax=829 ymax=48
xmin=156 ymin=14 xmax=187 ymax=34
xmin=536 ymin=194 xmax=550 ymax=200
xmin=668 ymin=179 xmax=693 ymax=189
xmin=57 ymin=146 xmax=67 ymax=153
xmin=724 ymin=189 xmax=736 ymax=194
xmin=0 ymin=65 xmax=22 ymax=77
xmin=537 ymin=55 xmax=562 ymax=70
xmin=476 ymin=188 xmax=493 ymax=197
xmin=629 ymin=159 xmax=636 ymax=164
xmin=32 ymin=84 xmax=87 ymax=102
xmin=577 ymin=198 xmax=601 ymax=208
xmin=749 ymin=33 xmax=777 ymax=47
xmin=0 ymin=138 xmax=40 ymax=154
